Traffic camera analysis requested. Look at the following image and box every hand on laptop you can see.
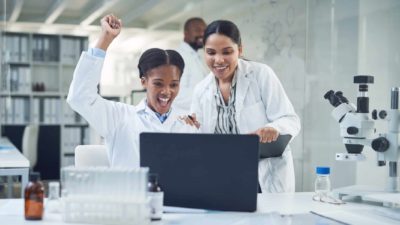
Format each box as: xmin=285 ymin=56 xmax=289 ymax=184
xmin=249 ymin=127 xmax=279 ymax=143
xmin=179 ymin=113 xmax=200 ymax=129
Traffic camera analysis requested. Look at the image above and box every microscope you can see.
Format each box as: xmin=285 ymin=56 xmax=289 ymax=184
xmin=324 ymin=75 xmax=399 ymax=202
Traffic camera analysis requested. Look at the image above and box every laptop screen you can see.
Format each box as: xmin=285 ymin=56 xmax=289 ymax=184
xmin=140 ymin=133 xmax=259 ymax=212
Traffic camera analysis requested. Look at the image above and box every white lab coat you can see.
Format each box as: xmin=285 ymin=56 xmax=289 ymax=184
xmin=67 ymin=52 xmax=198 ymax=168
xmin=173 ymin=42 xmax=208 ymax=113
xmin=191 ymin=59 xmax=301 ymax=193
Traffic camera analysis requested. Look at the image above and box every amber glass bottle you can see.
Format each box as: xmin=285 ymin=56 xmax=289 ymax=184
xmin=24 ymin=172 xmax=44 ymax=220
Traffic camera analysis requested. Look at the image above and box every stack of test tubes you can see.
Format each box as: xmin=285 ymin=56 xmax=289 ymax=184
xmin=61 ymin=166 xmax=150 ymax=225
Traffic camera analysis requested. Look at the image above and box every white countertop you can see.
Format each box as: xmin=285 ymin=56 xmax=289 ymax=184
xmin=1 ymin=193 xmax=399 ymax=225
xmin=0 ymin=137 xmax=29 ymax=168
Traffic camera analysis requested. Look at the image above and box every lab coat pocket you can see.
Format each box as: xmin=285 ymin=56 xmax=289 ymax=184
xmin=241 ymin=101 xmax=267 ymax=132
xmin=259 ymin=153 xmax=290 ymax=193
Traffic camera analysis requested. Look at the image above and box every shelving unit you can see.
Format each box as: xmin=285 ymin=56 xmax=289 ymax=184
xmin=0 ymin=32 xmax=89 ymax=179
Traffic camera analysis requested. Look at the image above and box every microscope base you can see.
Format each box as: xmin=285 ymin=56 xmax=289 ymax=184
xmin=333 ymin=185 xmax=400 ymax=206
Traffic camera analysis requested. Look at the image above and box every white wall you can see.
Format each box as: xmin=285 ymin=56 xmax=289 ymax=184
xmin=231 ymin=0 xmax=308 ymax=192
xmin=303 ymin=0 xmax=360 ymax=191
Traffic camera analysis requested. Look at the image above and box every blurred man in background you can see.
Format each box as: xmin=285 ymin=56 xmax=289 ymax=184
xmin=173 ymin=18 xmax=208 ymax=113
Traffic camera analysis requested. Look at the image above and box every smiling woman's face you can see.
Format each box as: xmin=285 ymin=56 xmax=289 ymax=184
xmin=204 ymin=33 xmax=242 ymax=82
xmin=141 ymin=64 xmax=181 ymax=114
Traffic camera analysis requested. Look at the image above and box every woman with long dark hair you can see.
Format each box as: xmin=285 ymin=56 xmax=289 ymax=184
xmin=190 ymin=20 xmax=301 ymax=193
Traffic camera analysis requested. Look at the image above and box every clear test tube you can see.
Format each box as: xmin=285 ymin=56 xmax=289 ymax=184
xmin=133 ymin=169 xmax=137 ymax=200
xmin=69 ymin=171 xmax=75 ymax=197
xmin=88 ymin=169 xmax=93 ymax=197
xmin=78 ymin=173 xmax=84 ymax=196
xmin=94 ymin=168 xmax=99 ymax=196
xmin=138 ymin=169 xmax=142 ymax=200
xmin=110 ymin=169 xmax=116 ymax=199
xmin=82 ymin=170 xmax=87 ymax=195
xmin=142 ymin=168 xmax=149 ymax=201
xmin=137 ymin=168 xmax=142 ymax=201
xmin=117 ymin=169 xmax=122 ymax=198
xmin=123 ymin=168 xmax=129 ymax=198
xmin=128 ymin=169 xmax=132 ymax=200
xmin=132 ymin=169 xmax=137 ymax=201
xmin=112 ymin=170 xmax=118 ymax=199
xmin=118 ymin=169 xmax=122 ymax=198
xmin=106 ymin=168 xmax=111 ymax=198
xmin=100 ymin=167 xmax=105 ymax=197
xmin=129 ymin=169 xmax=133 ymax=199
xmin=141 ymin=168 xmax=146 ymax=200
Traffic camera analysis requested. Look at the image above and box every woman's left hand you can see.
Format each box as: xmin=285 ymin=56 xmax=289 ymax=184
xmin=249 ymin=127 xmax=279 ymax=143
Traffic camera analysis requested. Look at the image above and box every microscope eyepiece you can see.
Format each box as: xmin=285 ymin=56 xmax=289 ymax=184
xmin=324 ymin=90 xmax=349 ymax=107
xmin=335 ymin=91 xmax=349 ymax=104
xmin=324 ymin=90 xmax=335 ymax=100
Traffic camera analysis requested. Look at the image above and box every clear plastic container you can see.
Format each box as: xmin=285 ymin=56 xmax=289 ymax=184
xmin=315 ymin=167 xmax=331 ymax=197
xmin=46 ymin=181 xmax=61 ymax=213
xmin=62 ymin=197 xmax=150 ymax=225
xmin=60 ymin=166 xmax=150 ymax=225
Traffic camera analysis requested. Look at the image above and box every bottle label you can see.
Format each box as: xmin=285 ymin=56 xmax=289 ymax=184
xmin=149 ymin=192 xmax=163 ymax=220
xmin=27 ymin=193 xmax=43 ymax=201
xmin=25 ymin=200 xmax=43 ymax=219
xmin=314 ymin=176 xmax=331 ymax=197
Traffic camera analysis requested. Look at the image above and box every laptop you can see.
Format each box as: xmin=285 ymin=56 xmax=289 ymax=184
xmin=140 ymin=133 xmax=259 ymax=212
xmin=259 ymin=134 xmax=292 ymax=159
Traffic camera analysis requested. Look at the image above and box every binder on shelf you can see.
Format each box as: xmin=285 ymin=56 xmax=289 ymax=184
xmin=20 ymin=36 xmax=29 ymax=62
xmin=44 ymin=38 xmax=50 ymax=62
xmin=61 ymin=36 xmax=86 ymax=64
xmin=33 ymin=98 xmax=40 ymax=123
xmin=13 ymin=36 xmax=19 ymax=62
xmin=0 ymin=98 xmax=6 ymax=123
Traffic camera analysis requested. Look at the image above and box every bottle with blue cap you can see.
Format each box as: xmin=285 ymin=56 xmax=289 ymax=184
xmin=315 ymin=167 xmax=331 ymax=197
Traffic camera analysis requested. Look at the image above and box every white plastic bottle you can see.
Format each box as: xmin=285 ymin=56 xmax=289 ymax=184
xmin=315 ymin=167 xmax=331 ymax=197
xmin=148 ymin=173 xmax=163 ymax=220
xmin=46 ymin=181 xmax=61 ymax=213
